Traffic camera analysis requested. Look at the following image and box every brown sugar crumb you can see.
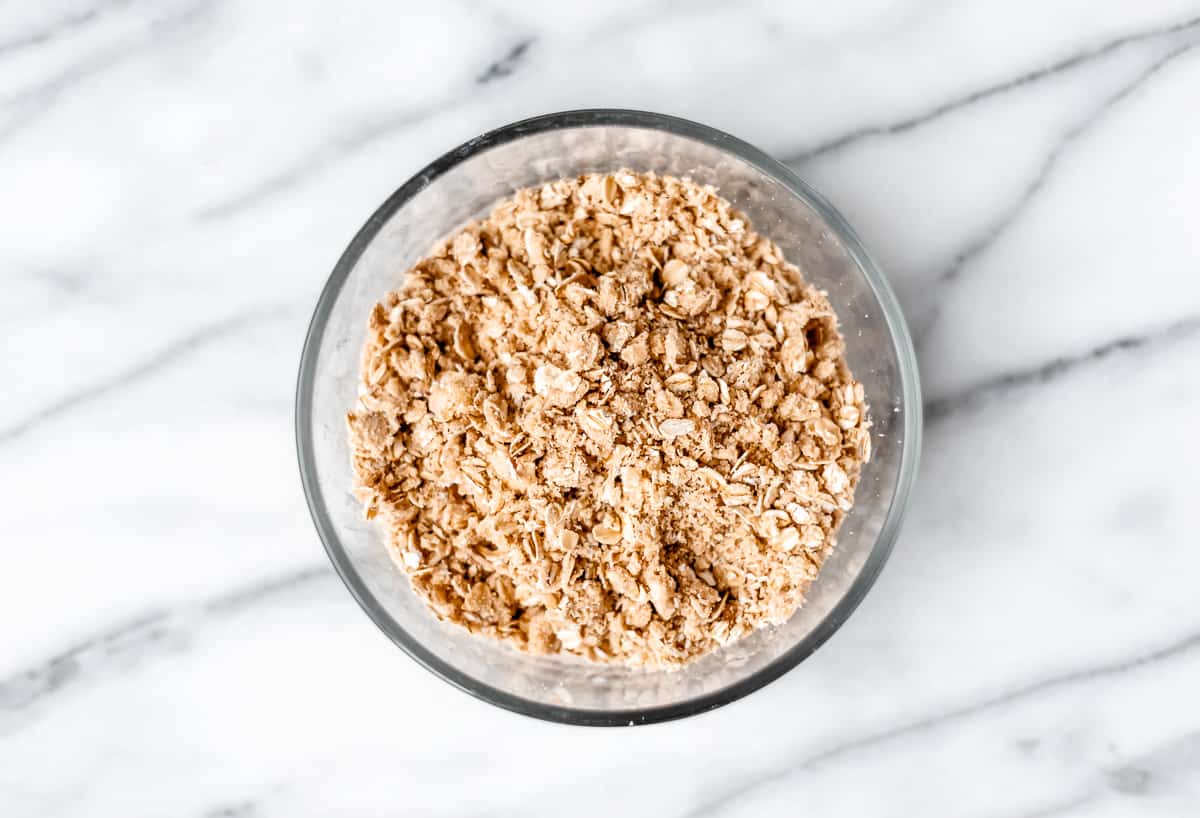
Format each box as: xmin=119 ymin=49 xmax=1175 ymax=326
xmin=346 ymin=171 xmax=870 ymax=668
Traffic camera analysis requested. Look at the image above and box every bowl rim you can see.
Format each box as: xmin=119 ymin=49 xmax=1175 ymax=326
xmin=295 ymin=108 xmax=922 ymax=727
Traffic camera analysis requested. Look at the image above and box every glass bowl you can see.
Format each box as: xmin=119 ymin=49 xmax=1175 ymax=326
xmin=296 ymin=109 xmax=921 ymax=726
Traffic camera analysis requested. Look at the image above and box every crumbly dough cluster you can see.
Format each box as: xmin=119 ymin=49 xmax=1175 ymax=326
xmin=347 ymin=171 xmax=869 ymax=668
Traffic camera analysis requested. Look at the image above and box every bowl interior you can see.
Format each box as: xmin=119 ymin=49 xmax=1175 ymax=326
xmin=298 ymin=113 xmax=918 ymax=724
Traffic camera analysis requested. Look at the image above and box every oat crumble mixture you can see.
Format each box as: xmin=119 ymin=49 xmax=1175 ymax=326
xmin=347 ymin=171 xmax=870 ymax=668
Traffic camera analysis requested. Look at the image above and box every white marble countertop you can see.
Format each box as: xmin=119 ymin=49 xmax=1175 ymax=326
xmin=4 ymin=1 xmax=1200 ymax=815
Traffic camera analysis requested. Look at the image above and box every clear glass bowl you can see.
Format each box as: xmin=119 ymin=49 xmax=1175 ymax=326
xmin=296 ymin=110 xmax=921 ymax=725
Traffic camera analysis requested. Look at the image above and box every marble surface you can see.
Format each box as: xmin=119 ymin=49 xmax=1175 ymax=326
xmin=4 ymin=1 xmax=1200 ymax=815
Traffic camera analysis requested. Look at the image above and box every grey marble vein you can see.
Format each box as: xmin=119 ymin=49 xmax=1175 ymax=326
xmin=476 ymin=38 xmax=534 ymax=84
xmin=917 ymin=33 xmax=1200 ymax=341
xmin=782 ymin=12 xmax=1200 ymax=166
xmin=0 ymin=0 xmax=213 ymax=142
xmin=924 ymin=316 xmax=1200 ymax=424
xmin=0 ymin=610 xmax=168 ymax=714
xmin=1 ymin=44 xmax=133 ymax=141
xmin=0 ymin=302 xmax=297 ymax=447
xmin=681 ymin=625 xmax=1200 ymax=817
xmin=193 ymin=99 xmax=457 ymax=220
xmin=0 ymin=565 xmax=331 ymax=732
xmin=197 ymin=34 xmax=543 ymax=222
xmin=0 ymin=0 xmax=134 ymax=58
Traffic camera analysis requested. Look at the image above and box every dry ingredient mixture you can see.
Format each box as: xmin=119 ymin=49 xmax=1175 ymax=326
xmin=347 ymin=171 xmax=869 ymax=668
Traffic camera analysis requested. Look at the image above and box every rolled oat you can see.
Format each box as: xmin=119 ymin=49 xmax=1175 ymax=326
xmin=347 ymin=171 xmax=869 ymax=668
